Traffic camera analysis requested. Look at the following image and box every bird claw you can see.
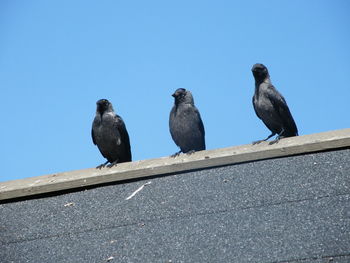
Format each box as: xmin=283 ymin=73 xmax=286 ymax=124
xmin=96 ymin=163 xmax=107 ymax=169
xmin=106 ymin=161 xmax=118 ymax=168
xmin=252 ymin=140 xmax=264 ymax=145
xmin=269 ymin=137 xmax=280 ymax=145
xmin=253 ymin=133 xmax=276 ymax=145
xmin=171 ymin=151 xmax=182 ymax=158
xmin=96 ymin=160 xmax=110 ymax=169
xmin=269 ymin=134 xmax=287 ymax=145
xmin=185 ymin=150 xmax=195 ymax=155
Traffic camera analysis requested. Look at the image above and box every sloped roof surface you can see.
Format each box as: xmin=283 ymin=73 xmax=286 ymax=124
xmin=1 ymin=148 xmax=349 ymax=263
xmin=1 ymin=129 xmax=350 ymax=201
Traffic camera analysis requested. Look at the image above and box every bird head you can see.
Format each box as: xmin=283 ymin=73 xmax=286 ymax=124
xmin=96 ymin=99 xmax=113 ymax=115
xmin=251 ymin=63 xmax=269 ymax=81
xmin=172 ymin=88 xmax=194 ymax=105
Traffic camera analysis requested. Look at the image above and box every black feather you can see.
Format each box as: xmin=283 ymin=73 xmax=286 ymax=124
xmin=252 ymin=63 xmax=298 ymax=144
xmin=92 ymin=99 xmax=132 ymax=168
xmin=169 ymin=89 xmax=206 ymax=155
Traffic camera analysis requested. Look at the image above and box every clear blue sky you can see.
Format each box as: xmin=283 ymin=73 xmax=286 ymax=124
xmin=1 ymin=1 xmax=349 ymax=182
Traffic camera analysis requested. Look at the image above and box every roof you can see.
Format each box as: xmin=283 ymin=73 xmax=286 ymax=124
xmin=0 ymin=128 xmax=349 ymax=201
xmin=1 ymin=129 xmax=350 ymax=262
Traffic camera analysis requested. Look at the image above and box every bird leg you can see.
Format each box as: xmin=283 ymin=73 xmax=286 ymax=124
xmin=96 ymin=160 xmax=109 ymax=169
xmin=171 ymin=150 xmax=182 ymax=158
xmin=107 ymin=160 xmax=119 ymax=168
xmin=252 ymin=133 xmax=275 ymax=145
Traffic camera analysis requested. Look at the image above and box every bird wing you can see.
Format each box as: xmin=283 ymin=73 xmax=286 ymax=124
xmin=197 ymin=109 xmax=206 ymax=150
xmin=252 ymin=95 xmax=262 ymax=120
xmin=266 ymin=85 xmax=298 ymax=135
xmin=194 ymin=107 xmax=205 ymax=138
xmin=191 ymin=107 xmax=206 ymax=150
xmin=114 ymin=114 xmax=132 ymax=160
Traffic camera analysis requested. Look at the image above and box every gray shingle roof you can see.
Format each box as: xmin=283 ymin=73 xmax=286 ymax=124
xmin=1 ymin=139 xmax=350 ymax=262
xmin=1 ymin=128 xmax=350 ymax=201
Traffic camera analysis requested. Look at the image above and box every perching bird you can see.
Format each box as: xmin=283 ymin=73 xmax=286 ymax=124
xmin=92 ymin=99 xmax=132 ymax=168
xmin=169 ymin=88 xmax=206 ymax=156
xmin=251 ymin=63 xmax=298 ymax=144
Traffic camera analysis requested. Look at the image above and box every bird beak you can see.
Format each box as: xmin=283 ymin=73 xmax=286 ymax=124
xmin=172 ymin=93 xmax=176 ymax=97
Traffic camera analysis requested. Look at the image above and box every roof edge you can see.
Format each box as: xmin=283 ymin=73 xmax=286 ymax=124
xmin=1 ymin=128 xmax=350 ymax=201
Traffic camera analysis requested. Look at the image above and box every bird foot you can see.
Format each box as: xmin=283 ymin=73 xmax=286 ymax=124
xmin=268 ymin=138 xmax=280 ymax=145
xmin=269 ymin=135 xmax=286 ymax=145
xmin=96 ymin=160 xmax=109 ymax=169
xmin=252 ymin=140 xmax=265 ymax=145
xmin=96 ymin=163 xmax=107 ymax=169
xmin=171 ymin=151 xmax=182 ymax=158
xmin=106 ymin=161 xmax=118 ymax=168
xmin=185 ymin=150 xmax=196 ymax=155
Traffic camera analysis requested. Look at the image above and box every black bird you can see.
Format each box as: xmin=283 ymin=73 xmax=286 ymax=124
xmin=92 ymin=99 xmax=132 ymax=168
xmin=169 ymin=88 xmax=206 ymax=156
xmin=251 ymin=63 xmax=298 ymax=144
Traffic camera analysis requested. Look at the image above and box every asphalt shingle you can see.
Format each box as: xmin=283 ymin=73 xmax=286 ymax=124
xmin=1 ymin=149 xmax=349 ymax=263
